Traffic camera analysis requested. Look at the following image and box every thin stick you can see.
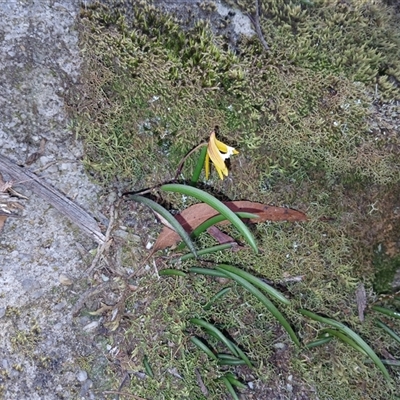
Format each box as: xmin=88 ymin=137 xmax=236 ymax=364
xmin=173 ymin=142 xmax=207 ymax=181
xmin=86 ymin=201 xmax=118 ymax=275
xmin=101 ymin=391 xmax=147 ymax=400
xmin=247 ymin=0 xmax=270 ymax=51
xmin=0 ymin=153 xmax=105 ymax=244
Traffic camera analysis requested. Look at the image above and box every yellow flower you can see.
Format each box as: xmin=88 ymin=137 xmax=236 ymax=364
xmin=205 ymin=131 xmax=239 ymax=180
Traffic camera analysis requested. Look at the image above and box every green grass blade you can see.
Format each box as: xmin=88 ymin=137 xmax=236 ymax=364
xmin=189 ymin=318 xmax=239 ymax=357
xmin=189 ymin=267 xmax=229 ymax=278
xmin=179 ymin=243 xmax=234 ymax=261
xmin=191 ymin=212 xmax=258 ymax=239
xmin=217 ymin=353 xmax=248 ymax=366
xmin=190 ymin=336 xmax=218 ymax=361
xmin=217 ymin=264 xmax=290 ymax=305
xmin=376 ymin=319 xmax=400 ymax=344
xmin=218 ymin=358 xmax=248 ymax=366
xmin=203 ymin=287 xmax=231 ymax=310
xmin=224 ymin=372 xmax=248 ymax=389
xmin=216 ymin=268 xmax=300 ymax=346
xmin=305 ymin=337 xmax=333 ymax=348
xmin=229 ymin=341 xmax=253 ymax=367
xmin=143 ymin=355 xmax=154 ymax=378
xmin=217 ymin=353 xmax=245 ymax=361
xmin=127 ymin=194 xmax=197 ymax=257
xmin=175 ymin=212 xmax=258 ymax=251
xmin=299 ymin=309 xmax=391 ymax=380
xmin=372 ymin=306 xmax=400 ymax=320
xmin=220 ymin=375 xmax=240 ymax=400
xmin=190 ymin=145 xmax=207 ymax=185
xmin=159 ymin=269 xmax=187 ymax=277
xmin=161 ymin=184 xmax=258 ymax=253
xmin=322 ymin=328 xmax=368 ymax=356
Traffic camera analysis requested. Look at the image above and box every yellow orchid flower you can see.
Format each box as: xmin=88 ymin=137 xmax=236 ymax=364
xmin=205 ymin=131 xmax=239 ymax=180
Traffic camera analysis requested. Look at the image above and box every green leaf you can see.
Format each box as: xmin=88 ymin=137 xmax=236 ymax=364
xmin=143 ymin=355 xmax=154 ymax=378
xmin=191 ymin=145 xmax=207 ymax=185
xmin=305 ymin=336 xmax=333 ymax=348
xmin=220 ymin=375 xmax=240 ymax=400
xmin=176 ymin=211 xmax=258 ymax=251
xmin=203 ymin=287 xmax=231 ymax=310
xmin=189 ymin=267 xmax=229 ymax=278
xmin=376 ymin=319 xmax=400 ymax=344
xmin=321 ymin=329 xmax=368 ymax=356
xmin=216 ymin=268 xmax=300 ymax=346
xmin=159 ymin=269 xmax=187 ymax=277
xmin=217 ymin=264 xmax=290 ymax=305
xmin=161 ymin=184 xmax=258 ymax=253
xmin=190 ymin=212 xmax=258 ymax=240
xmin=190 ymin=336 xmax=218 ymax=361
xmin=189 ymin=318 xmax=239 ymax=357
xmin=224 ymin=372 xmax=248 ymax=389
xmin=179 ymin=243 xmax=234 ymax=261
xmin=217 ymin=358 xmax=248 ymax=366
xmin=127 ymin=194 xmax=197 ymax=257
xmin=372 ymin=306 xmax=400 ymax=320
xmin=299 ymin=309 xmax=391 ymax=380
xmin=229 ymin=341 xmax=253 ymax=367
xmin=217 ymin=353 xmax=250 ymax=366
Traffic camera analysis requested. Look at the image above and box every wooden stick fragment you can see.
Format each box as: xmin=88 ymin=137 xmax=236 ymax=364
xmin=0 ymin=154 xmax=105 ymax=244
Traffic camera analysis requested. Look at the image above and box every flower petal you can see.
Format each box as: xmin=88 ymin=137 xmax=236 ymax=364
xmin=208 ymin=141 xmax=228 ymax=178
xmin=205 ymin=131 xmax=238 ymax=180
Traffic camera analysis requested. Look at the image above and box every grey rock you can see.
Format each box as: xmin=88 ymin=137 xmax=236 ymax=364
xmin=76 ymin=370 xmax=88 ymax=382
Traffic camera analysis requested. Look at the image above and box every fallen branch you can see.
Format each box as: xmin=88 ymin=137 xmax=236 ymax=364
xmin=0 ymin=154 xmax=105 ymax=244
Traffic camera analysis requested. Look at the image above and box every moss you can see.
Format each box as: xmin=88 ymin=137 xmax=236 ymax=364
xmin=228 ymin=0 xmax=400 ymax=99
xmin=70 ymin=0 xmax=400 ymax=398
xmin=373 ymin=245 xmax=400 ymax=294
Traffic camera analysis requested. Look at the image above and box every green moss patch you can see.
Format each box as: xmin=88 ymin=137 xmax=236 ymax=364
xmin=69 ymin=1 xmax=400 ymax=399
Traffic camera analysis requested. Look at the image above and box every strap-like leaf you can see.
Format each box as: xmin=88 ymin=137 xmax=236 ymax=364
xmin=127 ymin=194 xmax=197 ymax=257
xmin=161 ymin=184 xmax=258 ymax=253
xmin=217 ymin=268 xmax=300 ymax=346
xmin=217 ymin=264 xmax=290 ymax=305
xmin=190 ymin=336 xmax=218 ymax=361
xmin=372 ymin=306 xmax=400 ymax=320
xmin=189 ymin=318 xmax=239 ymax=357
xmin=299 ymin=309 xmax=391 ymax=380
xmin=376 ymin=319 xmax=400 ymax=344
xmin=179 ymin=243 xmax=234 ymax=261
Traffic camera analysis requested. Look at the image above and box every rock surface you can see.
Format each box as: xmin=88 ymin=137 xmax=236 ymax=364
xmin=0 ymin=2 xmax=104 ymax=399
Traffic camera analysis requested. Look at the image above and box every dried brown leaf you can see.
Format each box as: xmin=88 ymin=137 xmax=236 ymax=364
xmin=356 ymin=283 xmax=367 ymax=322
xmin=0 ymin=215 xmax=7 ymax=233
xmin=154 ymin=201 xmax=307 ymax=251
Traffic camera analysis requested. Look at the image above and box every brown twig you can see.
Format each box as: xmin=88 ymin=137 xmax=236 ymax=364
xmin=71 ymin=281 xmax=109 ymax=317
xmin=86 ymin=201 xmax=118 ymax=275
xmin=173 ymin=142 xmax=207 ymax=181
xmin=247 ymin=0 xmax=270 ymax=51
xmin=0 ymin=153 xmax=105 ymax=244
xmin=101 ymin=391 xmax=147 ymax=400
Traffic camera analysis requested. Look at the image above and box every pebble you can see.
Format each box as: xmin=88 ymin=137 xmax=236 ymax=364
xmin=76 ymin=370 xmax=88 ymax=382
xmin=83 ymin=320 xmax=100 ymax=332
xmin=59 ymin=274 xmax=73 ymax=286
